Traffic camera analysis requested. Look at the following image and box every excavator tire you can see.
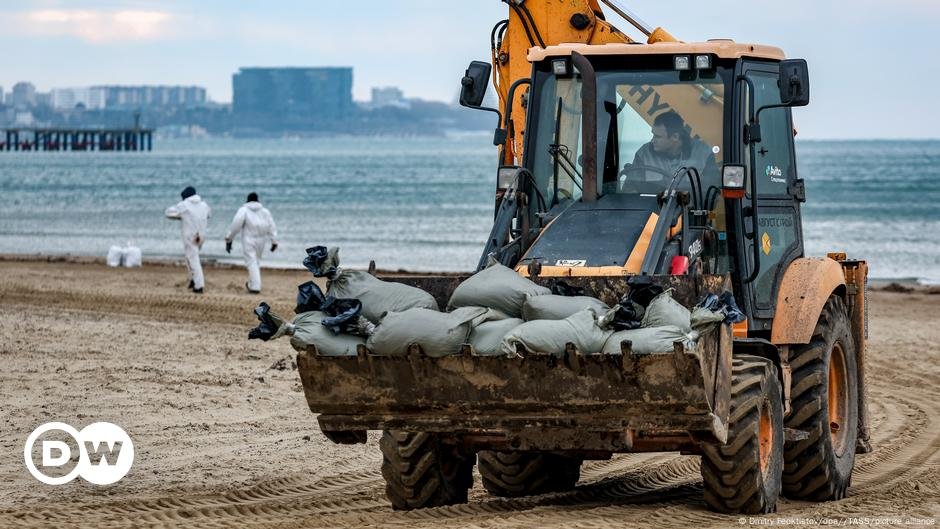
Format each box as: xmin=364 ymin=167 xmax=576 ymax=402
xmin=478 ymin=451 xmax=582 ymax=497
xmin=701 ymin=354 xmax=784 ymax=514
xmin=783 ymin=295 xmax=859 ymax=500
xmin=380 ymin=430 xmax=474 ymax=510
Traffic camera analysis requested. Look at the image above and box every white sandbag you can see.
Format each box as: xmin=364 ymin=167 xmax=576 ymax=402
xmin=522 ymin=294 xmax=609 ymax=321
xmin=123 ymin=246 xmax=142 ymax=268
xmin=641 ymin=290 xmax=691 ymax=333
xmin=602 ymin=325 xmax=698 ymax=355
xmin=367 ymin=307 xmax=487 ymax=357
xmin=106 ymin=245 xmax=125 ymax=267
xmin=469 ymin=317 xmax=525 ymax=356
xmin=448 ymin=260 xmax=551 ymax=318
xmin=329 ymin=269 xmax=438 ymax=323
xmin=289 ymin=311 xmax=364 ymax=356
xmin=499 ymin=309 xmax=611 ymax=356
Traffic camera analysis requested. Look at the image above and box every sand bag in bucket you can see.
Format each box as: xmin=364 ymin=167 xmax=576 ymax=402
xmin=289 ymin=311 xmax=364 ymax=356
xmin=469 ymin=316 xmax=525 ymax=356
xmin=641 ymin=290 xmax=692 ymax=333
xmin=602 ymin=325 xmax=698 ymax=355
xmin=304 ymin=246 xmax=438 ymax=323
xmin=521 ymin=294 xmax=609 ymax=321
xmin=447 ymin=257 xmax=551 ymax=318
xmin=499 ymin=308 xmax=611 ymax=357
xmin=367 ymin=307 xmax=487 ymax=358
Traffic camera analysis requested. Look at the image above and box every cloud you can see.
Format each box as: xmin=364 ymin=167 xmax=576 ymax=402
xmin=16 ymin=9 xmax=174 ymax=43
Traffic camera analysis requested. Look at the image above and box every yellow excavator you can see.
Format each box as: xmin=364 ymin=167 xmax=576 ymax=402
xmin=295 ymin=0 xmax=870 ymax=514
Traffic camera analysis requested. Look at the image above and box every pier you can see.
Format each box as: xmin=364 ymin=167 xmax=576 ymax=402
xmin=1 ymin=127 xmax=154 ymax=152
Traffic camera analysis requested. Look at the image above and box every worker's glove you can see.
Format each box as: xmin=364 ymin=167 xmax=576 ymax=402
xmin=225 ymin=241 xmax=232 ymax=254
xmin=271 ymin=243 xmax=278 ymax=252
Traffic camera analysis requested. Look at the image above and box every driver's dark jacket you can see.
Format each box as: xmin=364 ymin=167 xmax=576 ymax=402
xmin=629 ymin=138 xmax=718 ymax=184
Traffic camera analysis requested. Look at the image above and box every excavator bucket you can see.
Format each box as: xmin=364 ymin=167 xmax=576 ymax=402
xmin=297 ymin=274 xmax=735 ymax=453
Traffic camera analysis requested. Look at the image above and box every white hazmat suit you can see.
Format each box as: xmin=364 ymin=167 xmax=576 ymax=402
xmin=225 ymin=201 xmax=278 ymax=293
xmin=165 ymin=194 xmax=211 ymax=291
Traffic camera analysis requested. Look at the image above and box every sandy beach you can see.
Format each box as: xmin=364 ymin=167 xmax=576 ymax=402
xmin=0 ymin=258 xmax=937 ymax=528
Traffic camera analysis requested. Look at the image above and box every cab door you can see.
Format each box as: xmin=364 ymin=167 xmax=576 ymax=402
xmin=739 ymin=62 xmax=806 ymax=327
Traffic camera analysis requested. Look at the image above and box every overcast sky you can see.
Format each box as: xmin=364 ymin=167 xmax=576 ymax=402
xmin=1 ymin=0 xmax=937 ymax=139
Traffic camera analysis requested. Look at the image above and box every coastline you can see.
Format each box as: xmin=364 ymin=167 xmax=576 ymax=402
xmin=1 ymin=252 xmax=935 ymax=291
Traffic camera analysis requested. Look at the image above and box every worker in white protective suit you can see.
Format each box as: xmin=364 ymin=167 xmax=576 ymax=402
xmin=224 ymin=192 xmax=278 ymax=294
xmin=165 ymin=186 xmax=211 ymax=293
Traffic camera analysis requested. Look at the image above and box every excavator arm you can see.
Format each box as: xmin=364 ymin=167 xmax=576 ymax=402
xmin=494 ymin=0 xmax=678 ymax=165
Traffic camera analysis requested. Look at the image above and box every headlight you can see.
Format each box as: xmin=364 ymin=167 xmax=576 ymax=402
xmin=695 ymin=55 xmax=712 ymax=70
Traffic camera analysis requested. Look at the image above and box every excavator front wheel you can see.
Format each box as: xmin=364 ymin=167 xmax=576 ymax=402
xmin=380 ymin=430 xmax=474 ymax=510
xmin=478 ymin=451 xmax=582 ymax=497
xmin=783 ymin=295 xmax=859 ymax=501
xmin=701 ymin=354 xmax=784 ymax=514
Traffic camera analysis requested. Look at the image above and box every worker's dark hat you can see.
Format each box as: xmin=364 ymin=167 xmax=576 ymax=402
xmin=181 ymin=186 xmax=196 ymax=199
xmin=247 ymin=192 xmax=258 ymax=202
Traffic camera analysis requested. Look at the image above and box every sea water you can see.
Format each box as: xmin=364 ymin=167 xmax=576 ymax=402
xmin=0 ymin=136 xmax=937 ymax=283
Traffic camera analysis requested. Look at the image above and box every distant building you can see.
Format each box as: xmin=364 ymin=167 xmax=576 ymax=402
xmin=371 ymin=87 xmax=407 ymax=108
xmin=35 ymin=92 xmax=53 ymax=108
xmin=92 ymin=85 xmax=207 ymax=109
xmin=52 ymin=88 xmax=107 ymax=110
xmin=232 ymin=67 xmax=354 ymax=121
xmin=0 ymin=87 xmax=4 ymax=105
xmin=14 ymin=111 xmax=35 ymax=126
xmin=11 ymin=82 xmax=36 ymax=108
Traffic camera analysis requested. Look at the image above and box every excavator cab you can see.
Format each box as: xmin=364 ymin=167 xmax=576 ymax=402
xmin=469 ymin=43 xmax=813 ymax=329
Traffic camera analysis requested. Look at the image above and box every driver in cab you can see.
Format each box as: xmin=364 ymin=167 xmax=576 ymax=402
xmin=622 ymin=111 xmax=717 ymax=190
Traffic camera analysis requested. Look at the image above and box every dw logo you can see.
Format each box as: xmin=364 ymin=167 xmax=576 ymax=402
xmin=24 ymin=422 xmax=134 ymax=485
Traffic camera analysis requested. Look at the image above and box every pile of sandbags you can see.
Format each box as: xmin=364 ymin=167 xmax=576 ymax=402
xmin=246 ymin=244 xmax=745 ymax=360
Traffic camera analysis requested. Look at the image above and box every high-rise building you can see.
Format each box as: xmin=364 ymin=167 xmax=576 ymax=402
xmin=91 ymin=86 xmax=207 ymax=109
xmin=51 ymin=88 xmax=107 ymax=110
xmin=371 ymin=87 xmax=407 ymax=108
xmin=11 ymin=82 xmax=36 ymax=108
xmin=232 ymin=67 xmax=354 ymax=121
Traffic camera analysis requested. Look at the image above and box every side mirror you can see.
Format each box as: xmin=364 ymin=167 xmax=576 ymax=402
xmin=460 ymin=61 xmax=492 ymax=108
xmin=778 ymin=59 xmax=810 ymax=107
xmin=459 ymin=60 xmax=507 ymax=146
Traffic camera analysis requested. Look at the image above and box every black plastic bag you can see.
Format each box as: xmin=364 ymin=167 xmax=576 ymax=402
xmin=302 ymin=246 xmax=338 ymax=278
xmin=295 ymin=281 xmax=330 ymax=314
xmin=320 ymin=298 xmax=364 ymax=335
xmin=695 ymin=291 xmax=746 ymax=324
xmin=604 ymin=300 xmax=645 ymax=331
xmin=624 ymin=276 xmax=664 ymax=307
xmin=550 ymin=280 xmax=585 ymax=297
xmin=248 ymin=302 xmax=280 ymax=341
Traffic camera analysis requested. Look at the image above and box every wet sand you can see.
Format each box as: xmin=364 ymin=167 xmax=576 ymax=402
xmin=0 ymin=259 xmax=937 ymax=527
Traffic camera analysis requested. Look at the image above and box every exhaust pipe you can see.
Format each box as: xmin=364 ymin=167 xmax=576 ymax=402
xmin=571 ymin=51 xmax=597 ymax=203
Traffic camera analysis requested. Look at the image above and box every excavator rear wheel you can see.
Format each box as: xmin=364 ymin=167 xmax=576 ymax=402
xmin=701 ymin=354 xmax=784 ymax=514
xmin=380 ymin=430 xmax=474 ymax=510
xmin=478 ymin=451 xmax=582 ymax=497
xmin=783 ymin=295 xmax=859 ymax=501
